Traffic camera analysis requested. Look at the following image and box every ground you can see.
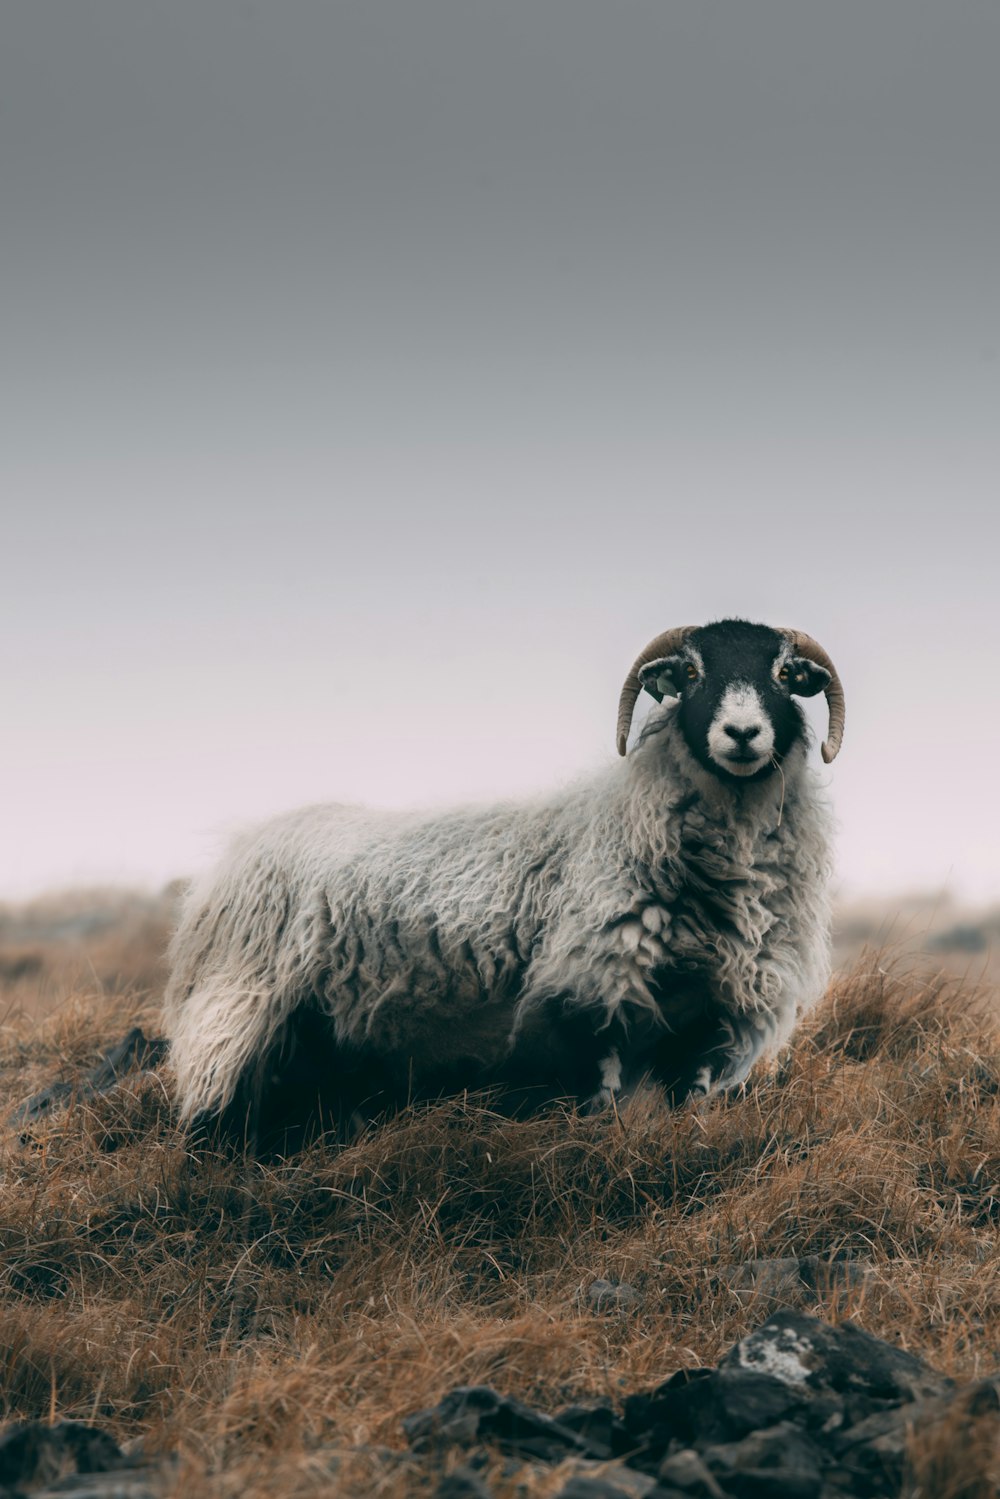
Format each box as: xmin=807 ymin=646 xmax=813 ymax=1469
xmin=0 ymin=891 xmax=997 ymax=1496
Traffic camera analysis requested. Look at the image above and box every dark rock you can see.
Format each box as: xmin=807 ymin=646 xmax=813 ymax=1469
xmin=827 ymin=1393 xmax=959 ymax=1492
xmin=555 ymin=1468 xmax=658 ymax=1498
xmin=964 ymin=1377 xmax=1000 ymax=1416
xmin=403 ymin=1386 xmax=606 ymax=1463
xmin=655 ymin=1449 xmax=728 ymax=1496
xmin=76 ymin=1030 xmax=169 ymax=1097
xmin=0 ymin=952 xmax=42 ymax=981
xmin=555 ymin=1403 xmax=633 ymax=1457
xmin=625 ymin=1365 xmax=804 ymax=1461
xmin=11 ymin=1029 xmax=169 ymax=1127
xmin=435 ymin=1467 xmax=495 ymax=1498
xmin=624 ymin=1368 xmax=715 ymax=1451
xmin=0 ymin=1421 xmax=124 ymax=1489
xmin=0 ymin=1419 xmax=170 ymax=1499
xmin=717 ymin=1257 xmax=873 ymax=1309
xmin=711 ymin=1471 xmax=819 ymax=1499
xmin=403 ymin=1313 xmax=991 ymax=1499
xmin=721 ymin=1310 xmax=953 ymax=1420
xmin=33 ymin=1474 xmax=165 ymax=1498
xmin=709 ymin=1371 xmax=807 ymax=1442
xmin=929 ymin=922 xmax=990 ymax=953
xmin=588 ymin=1280 xmax=642 ymax=1313
xmin=695 ymin=1421 xmax=826 ymax=1498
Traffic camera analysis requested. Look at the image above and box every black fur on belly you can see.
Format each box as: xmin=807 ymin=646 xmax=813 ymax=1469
xmin=195 ymin=968 xmax=746 ymax=1156
xmin=193 ymin=1003 xmax=395 ymax=1155
xmin=196 ymin=1001 xmax=552 ymax=1156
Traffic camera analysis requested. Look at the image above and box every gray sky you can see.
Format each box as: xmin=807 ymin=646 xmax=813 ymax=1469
xmin=3 ymin=1 xmax=999 ymax=901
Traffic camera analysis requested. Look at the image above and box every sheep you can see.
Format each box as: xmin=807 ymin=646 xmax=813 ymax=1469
xmin=163 ymin=618 xmax=844 ymax=1145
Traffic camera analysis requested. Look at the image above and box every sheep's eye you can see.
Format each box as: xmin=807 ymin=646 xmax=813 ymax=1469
xmin=778 ymin=666 xmax=790 ymax=682
xmin=686 ymin=664 xmax=699 ymax=681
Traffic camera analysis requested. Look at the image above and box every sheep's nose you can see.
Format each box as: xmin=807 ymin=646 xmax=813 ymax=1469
xmin=724 ymin=724 xmax=761 ymax=746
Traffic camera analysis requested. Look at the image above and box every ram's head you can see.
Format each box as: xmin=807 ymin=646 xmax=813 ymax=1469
xmin=617 ymin=619 xmax=844 ymax=781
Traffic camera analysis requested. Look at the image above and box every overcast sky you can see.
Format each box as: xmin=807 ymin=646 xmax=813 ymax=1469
xmin=2 ymin=1 xmax=998 ymax=903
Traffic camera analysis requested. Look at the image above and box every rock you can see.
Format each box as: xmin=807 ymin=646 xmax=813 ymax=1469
xmin=0 ymin=1418 xmax=169 ymax=1499
xmin=554 ymin=1404 xmax=632 ymax=1457
xmin=0 ymin=1421 xmax=124 ymax=1490
xmin=929 ymin=922 xmax=991 ymax=953
xmin=403 ymin=1386 xmax=607 ymax=1463
xmin=11 ymin=1029 xmax=169 ymax=1127
xmin=33 ymin=1474 xmax=166 ymax=1498
xmin=403 ymin=1313 xmax=993 ymax=1499
xmin=588 ymin=1280 xmax=642 ymax=1314
xmin=709 ymin=1370 xmax=809 ymax=1443
xmin=0 ymin=952 xmax=42 ymax=981
xmin=435 ymin=1467 xmax=495 ymax=1497
xmin=623 ymin=1368 xmax=713 ymax=1454
xmin=827 ymin=1393 xmax=959 ymax=1492
xmin=624 ymin=1364 xmax=805 ymax=1460
xmin=963 ymin=1377 xmax=1000 ymax=1416
xmin=655 ymin=1449 xmax=728 ymax=1496
xmin=705 ymin=1471 xmax=819 ymax=1499
xmin=717 ymin=1257 xmax=873 ymax=1309
xmin=554 ymin=1465 xmax=659 ymax=1497
xmin=693 ymin=1421 xmax=826 ymax=1498
xmin=718 ymin=1259 xmax=803 ymax=1306
xmin=721 ymin=1310 xmax=953 ymax=1418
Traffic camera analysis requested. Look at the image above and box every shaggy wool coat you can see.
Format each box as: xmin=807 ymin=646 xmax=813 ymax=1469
xmin=164 ymin=702 xmax=832 ymax=1122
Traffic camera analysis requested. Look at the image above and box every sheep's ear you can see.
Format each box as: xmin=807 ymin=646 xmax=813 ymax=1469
xmin=637 ymin=655 xmax=684 ymax=703
xmin=786 ymin=658 xmax=831 ymax=698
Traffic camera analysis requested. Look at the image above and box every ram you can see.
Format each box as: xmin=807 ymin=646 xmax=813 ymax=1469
xmin=164 ymin=619 xmax=843 ymax=1145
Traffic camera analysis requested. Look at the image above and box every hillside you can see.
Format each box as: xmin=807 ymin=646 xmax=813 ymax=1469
xmin=0 ymin=892 xmax=997 ymax=1495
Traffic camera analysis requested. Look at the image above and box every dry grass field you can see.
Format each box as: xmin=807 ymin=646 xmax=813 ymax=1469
xmin=0 ymin=890 xmax=998 ymax=1496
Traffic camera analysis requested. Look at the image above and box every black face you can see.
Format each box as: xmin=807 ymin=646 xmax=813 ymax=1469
xmin=637 ymin=619 xmax=830 ymax=783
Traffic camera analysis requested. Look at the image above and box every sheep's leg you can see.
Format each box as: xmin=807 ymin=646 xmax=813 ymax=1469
xmin=686 ymin=1010 xmax=779 ymax=1098
xmin=508 ymin=992 xmax=639 ymax=1112
xmin=581 ymin=1046 xmax=626 ymax=1114
xmin=580 ymin=1005 xmax=666 ymax=1113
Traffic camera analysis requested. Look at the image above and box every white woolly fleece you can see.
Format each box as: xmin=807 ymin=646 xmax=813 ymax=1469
xmin=163 ymin=703 xmax=832 ymax=1122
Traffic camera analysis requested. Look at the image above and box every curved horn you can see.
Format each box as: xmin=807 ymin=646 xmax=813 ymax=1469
xmin=616 ymin=626 xmax=696 ymax=756
xmin=780 ymin=629 xmax=846 ymax=764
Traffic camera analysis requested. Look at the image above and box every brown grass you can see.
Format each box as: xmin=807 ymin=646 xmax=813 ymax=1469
xmin=0 ymin=903 xmax=998 ymax=1496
